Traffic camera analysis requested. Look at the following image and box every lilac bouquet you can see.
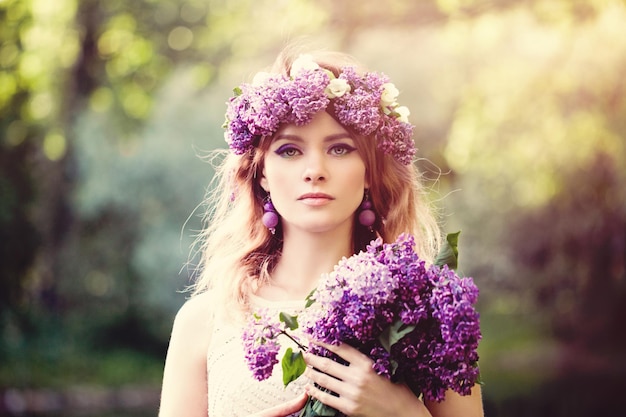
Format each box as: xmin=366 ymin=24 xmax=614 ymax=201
xmin=242 ymin=233 xmax=481 ymax=416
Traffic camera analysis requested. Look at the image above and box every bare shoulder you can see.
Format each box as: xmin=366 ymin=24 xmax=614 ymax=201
xmin=159 ymin=291 xmax=217 ymax=417
xmin=167 ymin=291 xmax=217 ymax=360
xmin=174 ymin=292 xmax=216 ymax=331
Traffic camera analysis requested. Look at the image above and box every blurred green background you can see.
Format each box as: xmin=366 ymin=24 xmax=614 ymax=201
xmin=1 ymin=0 xmax=625 ymax=416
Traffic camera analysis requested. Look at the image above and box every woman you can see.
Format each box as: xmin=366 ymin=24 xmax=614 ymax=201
xmin=159 ymin=47 xmax=483 ymax=417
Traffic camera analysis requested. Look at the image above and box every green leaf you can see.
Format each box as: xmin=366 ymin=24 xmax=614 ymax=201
xmin=304 ymin=288 xmax=317 ymax=308
xmin=311 ymin=399 xmax=338 ymax=417
xmin=279 ymin=312 xmax=299 ymax=330
xmin=300 ymin=395 xmax=338 ymax=416
xmin=281 ymin=348 xmax=306 ymax=386
xmin=434 ymin=231 xmax=461 ymax=270
xmin=322 ymin=69 xmax=336 ymax=80
xmin=379 ymin=320 xmax=416 ymax=352
xmin=475 ymin=364 xmax=484 ymax=386
xmin=390 ymin=358 xmax=399 ymax=375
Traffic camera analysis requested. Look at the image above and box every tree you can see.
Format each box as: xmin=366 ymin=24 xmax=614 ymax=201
xmin=511 ymin=153 xmax=626 ymax=354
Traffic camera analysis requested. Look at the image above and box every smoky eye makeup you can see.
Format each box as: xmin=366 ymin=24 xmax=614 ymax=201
xmin=329 ymin=143 xmax=357 ymax=156
xmin=273 ymin=143 xmax=301 ymax=157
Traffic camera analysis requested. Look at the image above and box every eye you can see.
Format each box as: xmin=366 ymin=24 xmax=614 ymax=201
xmin=274 ymin=144 xmax=301 ymax=158
xmin=329 ymin=143 xmax=357 ymax=156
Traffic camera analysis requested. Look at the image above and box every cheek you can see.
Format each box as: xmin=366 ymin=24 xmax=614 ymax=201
xmin=351 ymin=163 xmax=368 ymax=189
xmin=344 ymin=164 xmax=368 ymax=203
xmin=263 ymin=165 xmax=293 ymax=201
xmin=265 ymin=166 xmax=286 ymax=187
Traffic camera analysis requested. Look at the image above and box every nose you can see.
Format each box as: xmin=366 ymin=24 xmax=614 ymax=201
xmin=302 ymin=152 xmax=327 ymax=183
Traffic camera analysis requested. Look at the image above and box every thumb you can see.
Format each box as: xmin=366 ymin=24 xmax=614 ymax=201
xmin=252 ymin=392 xmax=308 ymax=417
xmin=278 ymin=392 xmax=308 ymax=415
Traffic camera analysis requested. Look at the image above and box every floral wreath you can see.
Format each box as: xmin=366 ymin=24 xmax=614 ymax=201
xmin=223 ymin=54 xmax=416 ymax=165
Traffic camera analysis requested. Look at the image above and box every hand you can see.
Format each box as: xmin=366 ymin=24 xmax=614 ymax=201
xmin=303 ymin=341 xmax=431 ymax=417
xmin=248 ymin=392 xmax=308 ymax=417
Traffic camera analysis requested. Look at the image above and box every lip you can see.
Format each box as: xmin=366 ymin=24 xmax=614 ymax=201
xmin=298 ymin=192 xmax=334 ymax=206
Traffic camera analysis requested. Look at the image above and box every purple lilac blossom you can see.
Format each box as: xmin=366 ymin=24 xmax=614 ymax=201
xmin=334 ymin=67 xmax=385 ymax=136
xmin=370 ymin=345 xmax=394 ymax=378
xmin=389 ymin=261 xmax=481 ymax=402
xmin=223 ymin=64 xmax=416 ymax=164
xmin=242 ymin=309 xmax=282 ymax=381
xmin=283 ymin=69 xmax=330 ymax=125
xmin=300 ymin=250 xmax=398 ymax=344
xmin=376 ymin=118 xmax=416 ymax=165
xmin=242 ymin=234 xmax=481 ymax=402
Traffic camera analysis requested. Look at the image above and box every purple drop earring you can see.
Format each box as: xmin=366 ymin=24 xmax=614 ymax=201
xmin=358 ymin=191 xmax=376 ymax=229
xmin=262 ymin=196 xmax=279 ymax=234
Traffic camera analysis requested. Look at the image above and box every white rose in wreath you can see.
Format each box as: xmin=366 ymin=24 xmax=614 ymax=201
xmin=290 ymin=54 xmax=320 ymax=77
xmin=381 ymin=82 xmax=400 ymax=107
xmin=395 ymin=105 xmax=410 ymax=123
xmin=325 ymin=78 xmax=351 ymax=99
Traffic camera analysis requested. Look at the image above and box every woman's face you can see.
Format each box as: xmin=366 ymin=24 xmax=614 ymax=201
xmin=260 ymin=110 xmax=368 ymax=236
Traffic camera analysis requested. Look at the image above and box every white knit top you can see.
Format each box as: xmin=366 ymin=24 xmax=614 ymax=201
xmin=206 ymin=295 xmax=310 ymax=416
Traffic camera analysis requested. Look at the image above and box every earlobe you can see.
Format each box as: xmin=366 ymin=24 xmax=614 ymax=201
xmin=259 ymin=174 xmax=269 ymax=193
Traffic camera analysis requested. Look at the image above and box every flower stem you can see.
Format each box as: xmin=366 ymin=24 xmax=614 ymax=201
xmin=280 ymin=329 xmax=308 ymax=352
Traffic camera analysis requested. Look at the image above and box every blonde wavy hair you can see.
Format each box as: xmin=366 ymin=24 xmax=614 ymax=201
xmin=191 ymin=47 xmax=442 ymax=318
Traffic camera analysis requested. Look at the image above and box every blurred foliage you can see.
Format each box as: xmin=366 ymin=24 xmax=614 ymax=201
xmin=1 ymin=0 xmax=626 ymax=415
xmin=511 ymin=153 xmax=626 ymax=353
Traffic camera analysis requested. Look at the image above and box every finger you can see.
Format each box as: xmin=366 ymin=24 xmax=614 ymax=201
xmin=281 ymin=392 xmax=308 ymax=413
xmin=304 ymin=364 xmax=346 ymax=396
xmin=251 ymin=392 xmax=308 ymax=417
xmin=305 ymin=383 xmax=351 ymax=415
xmin=312 ymin=340 xmax=372 ymax=368
xmin=304 ymin=351 xmax=349 ymax=380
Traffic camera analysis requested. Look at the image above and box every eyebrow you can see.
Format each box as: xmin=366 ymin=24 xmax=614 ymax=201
xmin=273 ymin=133 xmax=353 ymax=143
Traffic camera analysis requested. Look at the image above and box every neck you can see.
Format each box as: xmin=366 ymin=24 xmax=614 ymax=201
xmin=260 ymin=226 xmax=354 ymax=301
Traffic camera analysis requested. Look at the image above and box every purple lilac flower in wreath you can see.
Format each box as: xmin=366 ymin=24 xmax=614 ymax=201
xmin=223 ymin=54 xmax=416 ymax=165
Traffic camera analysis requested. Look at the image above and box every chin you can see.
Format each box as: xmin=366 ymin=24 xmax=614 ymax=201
xmin=295 ymin=219 xmax=353 ymax=235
